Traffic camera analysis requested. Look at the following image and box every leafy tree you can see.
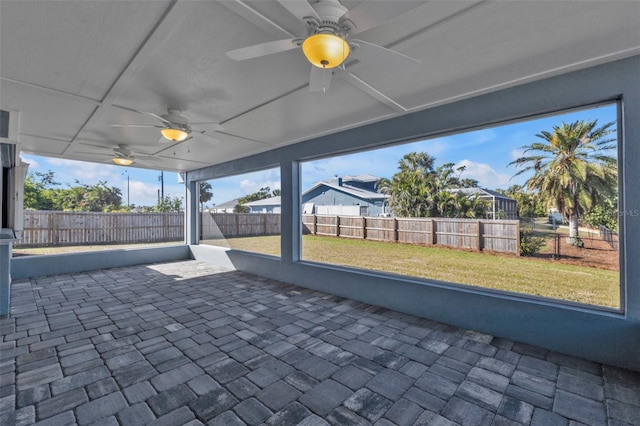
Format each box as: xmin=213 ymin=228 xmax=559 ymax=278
xmin=388 ymin=152 xmax=438 ymax=217
xmin=459 ymin=178 xmax=479 ymax=188
xmin=50 ymin=180 xmax=122 ymax=211
xmin=24 ymin=172 xmax=58 ymax=210
xmin=233 ymin=203 xmax=249 ymax=213
xmin=497 ymin=185 xmax=545 ymax=218
xmin=388 ymin=153 xmax=488 ymax=218
xmin=154 ymin=195 xmax=183 ymax=212
xmin=509 ymin=120 xmax=617 ymax=243
xmin=234 ymin=186 xmax=280 ymax=211
xmin=375 ymin=177 xmax=392 ymax=194
xmin=582 ymin=199 xmax=618 ymax=231
xmin=238 ymin=186 xmax=273 ymax=204
xmin=199 ymin=182 xmax=213 ymax=211
xmin=24 ymin=171 xmax=124 ymax=212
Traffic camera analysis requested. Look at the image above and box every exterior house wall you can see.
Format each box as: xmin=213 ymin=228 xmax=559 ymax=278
xmin=301 ymin=186 xmax=386 ymax=216
xmin=247 ymin=205 xmax=280 ymax=214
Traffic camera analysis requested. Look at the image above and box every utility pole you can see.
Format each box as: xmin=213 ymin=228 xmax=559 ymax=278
xmin=122 ymin=170 xmax=130 ymax=207
xmin=159 ymin=171 xmax=165 ymax=200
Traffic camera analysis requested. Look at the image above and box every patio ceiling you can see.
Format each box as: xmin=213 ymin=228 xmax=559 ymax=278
xmin=1 ymin=1 xmax=638 ymax=172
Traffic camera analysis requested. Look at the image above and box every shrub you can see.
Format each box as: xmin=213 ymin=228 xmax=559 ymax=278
xmin=571 ymin=236 xmax=584 ymax=248
xmin=519 ymin=228 xmax=546 ymax=256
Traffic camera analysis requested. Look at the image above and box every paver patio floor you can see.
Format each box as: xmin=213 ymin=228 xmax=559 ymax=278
xmin=1 ymin=260 xmax=639 ymax=425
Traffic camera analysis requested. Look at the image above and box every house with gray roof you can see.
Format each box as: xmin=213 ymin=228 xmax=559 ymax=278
xmin=302 ymin=175 xmax=389 ymax=216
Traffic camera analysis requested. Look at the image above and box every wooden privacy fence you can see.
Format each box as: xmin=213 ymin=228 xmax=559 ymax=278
xmin=19 ymin=211 xmax=184 ymax=247
xmin=201 ymin=212 xmax=281 ymax=240
xmin=302 ymin=214 xmax=520 ymax=254
xmin=19 ymin=211 xmax=518 ymax=254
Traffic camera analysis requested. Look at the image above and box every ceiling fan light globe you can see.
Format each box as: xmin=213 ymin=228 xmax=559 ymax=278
xmin=302 ymin=33 xmax=349 ymax=69
xmin=113 ymin=157 xmax=134 ymax=166
xmin=161 ymin=128 xmax=189 ymax=142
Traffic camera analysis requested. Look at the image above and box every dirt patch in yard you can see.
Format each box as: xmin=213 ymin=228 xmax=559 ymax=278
xmin=534 ymin=234 xmax=619 ymax=271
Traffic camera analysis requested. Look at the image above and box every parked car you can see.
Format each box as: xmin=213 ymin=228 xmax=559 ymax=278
xmin=548 ymin=212 xmax=566 ymax=224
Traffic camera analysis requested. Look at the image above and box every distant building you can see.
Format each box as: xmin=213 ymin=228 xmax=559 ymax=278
xmin=220 ymin=175 xmax=389 ymax=216
xmin=216 ymin=178 xmax=514 ymax=219
xmin=209 ymin=198 xmax=239 ymax=213
xmin=453 ymin=188 xmax=518 ymax=220
xmin=244 ymin=196 xmax=281 ymax=214
xmin=302 ymin=175 xmax=389 ymax=217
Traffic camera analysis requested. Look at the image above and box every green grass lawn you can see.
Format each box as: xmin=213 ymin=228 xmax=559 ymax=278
xmin=207 ymin=234 xmax=619 ymax=309
xmin=16 ymin=234 xmax=619 ymax=309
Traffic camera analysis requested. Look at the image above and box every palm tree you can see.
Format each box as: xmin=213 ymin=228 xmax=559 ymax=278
xmin=375 ymin=177 xmax=392 ymax=194
xmin=509 ymin=119 xmax=617 ymax=242
xmin=199 ymin=182 xmax=213 ymax=211
xmin=389 ymin=152 xmax=438 ymax=217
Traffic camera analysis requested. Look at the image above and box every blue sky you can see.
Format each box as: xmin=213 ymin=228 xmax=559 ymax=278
xmin=21 ymin=103 xmax=617 ymax=208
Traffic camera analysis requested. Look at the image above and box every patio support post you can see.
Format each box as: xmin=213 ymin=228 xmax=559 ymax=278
xmin=185 ymin=176 xmax=199 ymax=245
xmin=281 ymin=160 xmax=300 ymax=263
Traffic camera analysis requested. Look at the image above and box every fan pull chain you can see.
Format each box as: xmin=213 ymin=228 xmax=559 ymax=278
xmin=323 ymin=67 xmax=327 ymax=93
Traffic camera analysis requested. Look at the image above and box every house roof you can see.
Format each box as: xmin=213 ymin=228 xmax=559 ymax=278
xmin=304 ymin=181 xmax=389 ymax=201
xmin=244 ymin=196 xmax=282 ymax=207
xmin=211 ymin=198 xmax=239 ymax=210
xmin=342 ymin=174 xmax=380 ymax=183
xmin=454 ymin=188 xmax=515 ymax=200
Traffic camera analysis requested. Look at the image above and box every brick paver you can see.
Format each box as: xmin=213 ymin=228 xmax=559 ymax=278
xmin=1 ymin=260 xmax=639 ymax=425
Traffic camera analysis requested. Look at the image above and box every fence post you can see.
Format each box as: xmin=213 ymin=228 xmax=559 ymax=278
xmin=431 ymin=219 xmax=436 ymax=245
xmin=476 ymin=220 xmax=482 ymax=251
xmin=515 ymin=222 xmax=521 ymax=256
xmin=393 ymin=218 xmax=398 ymax=242
xmin=362 ymin=217 xmax=367 ymax=240
xmin=335 ymin=215 xmax=340 ymax=237
xmin=313 ymin=214 xmax=317 ymax=235
xmin=52 ymin=211 xmax=58 ymax=246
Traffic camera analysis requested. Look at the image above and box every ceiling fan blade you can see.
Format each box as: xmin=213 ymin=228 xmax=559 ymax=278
xmin=190 ymin=123 xmax=224 ymax=132
xmin=350 ymin=39 xmax=420 ymax=79
xmin=134 ymin=158 xmax=159 ymax=166
xmin=277 ymin=0 xmax=320 ymax=23
xmin=135 ymin=155 xmax=161 ymax=163
xmin=226 ymin=38 xmax=298 ymax=61
xmin=74 ymin=151 xmax=112 ymax=157
xmin=309 ymin=66 xmax=332 ymax=92
xmin=342 ymin=72 xmax=407 ymax=113
xmin=109 ymin=124 xmax=161 ymax=128
xmin=142 ymin=111 xmax=172 ymax=125
xmin=340 ymin=0 xmax=424 ymax=35
xmin=192 ymin=131 xmax=222 ymax=145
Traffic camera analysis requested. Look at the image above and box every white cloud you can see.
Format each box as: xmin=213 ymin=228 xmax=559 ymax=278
xmin=237 ymin=169 xmax=281 ymax=195
xmin=125 ymin=181 xmax=184 ymax=207
xmin=239 ymin=178 xmax=280 ymax=195
xmin=510 ymin=148 xmax=526 ymax=162
xmin=455 ymin=159 xmax=512 ymax=189
xmin=46 ymin=158 xmax=116 ymax=181
xmin=20 ymin=154 xmax=40 ymax=169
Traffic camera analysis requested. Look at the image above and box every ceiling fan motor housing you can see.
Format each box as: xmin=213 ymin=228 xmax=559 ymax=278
xmin=303 ymin=0 xmax=351 ymax=69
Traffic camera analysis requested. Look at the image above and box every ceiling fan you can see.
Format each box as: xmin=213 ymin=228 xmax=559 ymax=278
xmin=225 ymin=0 xmax=421 ymax=97
xmin=75 ymin=144 xmax=161 ymax=167
xmin=110 ymin=109 xmax=223 ymax=144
